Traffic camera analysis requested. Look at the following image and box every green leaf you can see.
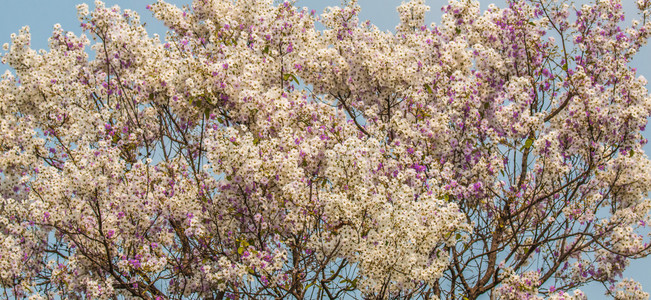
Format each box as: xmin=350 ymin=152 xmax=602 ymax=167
xmin=424 ymin=83 xmax=433 ymax=94
xmin=630 ymin=150 xmax=635 ymax=157
xmin=455 ymin=27 xmax=461 ymax=34
xmin=237 ymin=239 xmax=250 ymax=255
xmin=455 ymin=233 xmax=462 ymax=240
xmin=562 ymin=64 xmax=568 ymax=71
xmin=444 ymin=194 xmax=450 ymax=202
xmin=283 ymin=73 xmax=300 ymax=85
xmin=262 ymin=45 xmax=269 ymax=54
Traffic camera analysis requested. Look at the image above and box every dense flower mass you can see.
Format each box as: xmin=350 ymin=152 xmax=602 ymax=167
xmin=1 ymin=0 xmax=651 ymax=298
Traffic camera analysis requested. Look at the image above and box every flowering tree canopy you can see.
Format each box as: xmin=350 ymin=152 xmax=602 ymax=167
xmin=1 ymin=0 xmax=651 ymax=298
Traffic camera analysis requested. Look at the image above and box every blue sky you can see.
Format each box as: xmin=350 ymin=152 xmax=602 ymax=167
xmin=1 ymin=0 xmax=650 ymax=298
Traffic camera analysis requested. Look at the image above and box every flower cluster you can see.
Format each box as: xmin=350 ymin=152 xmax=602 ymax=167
xmin=0 ymin=0 xmax=650 ymax=299
xmin=612 ymin=279 xmax=649 ymax=300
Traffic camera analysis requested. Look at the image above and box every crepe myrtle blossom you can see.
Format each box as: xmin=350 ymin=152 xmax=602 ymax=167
xmin=0 ymin=0 xmax=650 ymax=299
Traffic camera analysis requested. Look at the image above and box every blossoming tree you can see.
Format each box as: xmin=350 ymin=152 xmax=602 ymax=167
xmin=1 ymin=0 xmax=651 ymax=298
